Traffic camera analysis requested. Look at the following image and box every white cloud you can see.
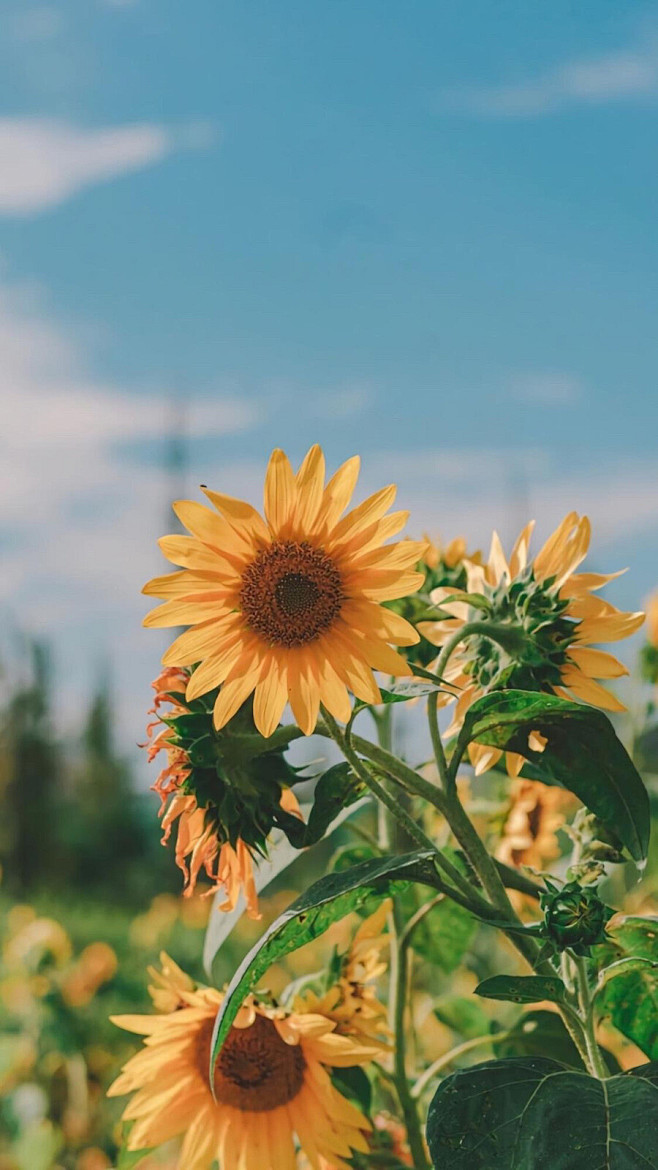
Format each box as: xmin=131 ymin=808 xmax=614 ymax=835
xmin=443 ymin=41 xmax=658 ymax=118
xmin=508 ymin=372 xmax=585 ymax=406
xmin=0 ymin=118 xmax=186 ymax=215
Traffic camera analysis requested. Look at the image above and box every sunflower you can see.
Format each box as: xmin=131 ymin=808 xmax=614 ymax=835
xmin=298 ymin=901 xmax=391 ymax=1046
xmin=496 ymin=779 xmax=573 ymax=873
xmin=109 ymin=961 xmax=380 ymax=1170
xmin=143 ymin=446 xmax=424 ymax=736
xmin=145 ymin=668 xmax=302 ymax=919
xmin=421 ymin=513 xmax=644 ymax=776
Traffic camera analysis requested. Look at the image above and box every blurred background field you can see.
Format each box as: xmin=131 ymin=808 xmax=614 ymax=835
xmin=1 ymin=0 xmax=658 ymax=1166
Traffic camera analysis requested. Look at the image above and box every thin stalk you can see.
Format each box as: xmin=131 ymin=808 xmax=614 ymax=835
xmin=574 ymin=955 xmax=608 ymax=1079
xmin=427 ymin=688 xmax=449 ymax=791
xmin=371 ymin=706 xmax=430 ymax=1170
xmin=391 ymin=902 xmax=431 ymax=1170
xmin=411 ymin=1030 xmax=514 ymax=1099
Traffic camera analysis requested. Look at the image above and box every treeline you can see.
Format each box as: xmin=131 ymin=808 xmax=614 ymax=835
xmin=0 ymin=642 xmax=178 ymax=905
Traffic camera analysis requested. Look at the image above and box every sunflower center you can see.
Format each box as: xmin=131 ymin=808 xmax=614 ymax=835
xmin=240 ymin=541 xmax=344 ymax=647
xmin=200 ymin=1014 xmax=306 ymax=1112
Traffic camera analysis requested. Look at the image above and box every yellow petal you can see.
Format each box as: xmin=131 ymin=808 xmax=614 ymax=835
xmin=566 ymin=646 xmax=628 ymax=679
xmin=264 ymin=448 xmax=296 ymax=536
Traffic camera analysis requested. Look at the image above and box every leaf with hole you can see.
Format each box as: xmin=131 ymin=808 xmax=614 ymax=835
xmin=455 ymin=689 xmax=650 ymax=861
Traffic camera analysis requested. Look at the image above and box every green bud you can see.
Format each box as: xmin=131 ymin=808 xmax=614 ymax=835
xmin=540 ymin=880 xmax=614 ymax=956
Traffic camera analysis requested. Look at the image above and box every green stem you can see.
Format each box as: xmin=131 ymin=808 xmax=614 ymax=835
xmin=371 ymin=706 xmax=430 ymax=1170
xmin=573 ymin=956 xmax=608 ymax=1079
xmin=391 ymin=902 xmax=431 ymax=1170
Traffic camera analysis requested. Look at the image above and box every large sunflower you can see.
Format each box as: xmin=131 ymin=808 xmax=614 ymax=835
xmin=143 ymin=446 xmax=423 ymax=736
xmin=421 ymin=513 xmax=644 ymax=776
xmin=109 ymin=962 xmax=379 ymax=1170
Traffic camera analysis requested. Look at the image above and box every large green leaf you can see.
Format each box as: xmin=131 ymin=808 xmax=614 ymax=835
xmin=455 ymin=689 xmax=650 ymax=861
xmin=475 ymin=974 xmax=566 ymax=1005
xmin=594 ymin=915 xmax=658 ymax=1060
xmin=209 ymin=850 xmax=440 ymax=1080
xmin=427 ymin=1057 xmax=658 ymax=1168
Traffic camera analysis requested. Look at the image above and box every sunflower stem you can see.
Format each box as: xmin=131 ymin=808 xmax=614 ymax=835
xmin=370 ymin=707 xmax=431 ymax=1170
xmin=391 ymin=901 xmax=432 ymax=1170
xmin=573 ymin=955 xmax=609 ymax=1079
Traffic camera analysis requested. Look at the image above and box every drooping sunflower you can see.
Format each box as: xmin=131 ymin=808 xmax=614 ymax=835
xmin=143 ymin=446 xmax=424 ymax=736
xmin=109 ymin=961 xmax=379 ymax=1170
xmin=145 ymin=667 xmax=302 ymax=919
xmin=496 ymin=778 xmax=573 ymax=873
xmin=421 ymin=513 xmax=644 ymax=776
xmin=298 ymin=901 xmax=391 ymax=1046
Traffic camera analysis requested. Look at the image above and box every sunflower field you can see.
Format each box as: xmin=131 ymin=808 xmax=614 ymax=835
xmin=2 ymin=445 xmax=658 ymax=1170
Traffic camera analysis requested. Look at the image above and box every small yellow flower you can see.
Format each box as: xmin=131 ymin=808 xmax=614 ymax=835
xmin=143 ymin=445 xmax=424 ymax=736
xmin=109 ymin=959 xmax=380 ymax=1170
xmin=421 ymin=514 xmax=644 ymax=776
xmin=299 ymin=901 xmax=391 ymax=1046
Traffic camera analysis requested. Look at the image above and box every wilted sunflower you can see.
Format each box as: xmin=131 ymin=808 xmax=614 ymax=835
xmin=145 ymin=667 xmax=302 ymax=919
xmin=143 ymin=445 xmax=424 ymax=736
xmin=109 ymin=960 xmax=379 ymax=1170
xmin=298 ymin=901 xmax=391 ymax=1046
xmin=421 ymin=513 xmax=644 ymax=775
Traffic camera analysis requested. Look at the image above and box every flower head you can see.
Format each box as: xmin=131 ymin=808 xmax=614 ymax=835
xmin=143 ymin=446 xmax=423 ymax=736
xmin=298 ymin=901 xmax=391 ymax=1046
xmin=386 ymin=534 xmax=481 ymax=668
xmin=640 ymin=591 xmax=658 ymax=684
xmin=145 ymin=668 xmax=302 ymax=918
xmin=421 ymin=514 xmax=644 ymax=775
xmin=496 ymin=779 xmax=572 ymax=873
xmin=109 ymin=958 xmax=380 ymax=1170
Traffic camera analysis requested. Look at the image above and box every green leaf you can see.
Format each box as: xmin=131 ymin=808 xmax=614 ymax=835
xmin=433 ymin=996 xmax=490 ymax=1040
xmin=115 ymin=1150 xmax=153 ymax=1169
xmin=456 ymin=689 xmax=650 ymax=861
xmin=410 ymin=891 xmax=477 ymax=974
xmin=493 ymin=1009 xmax=583 ymax=1067
xmin=379 ymin=679 xmax=445 ymax=702
xmin=332 ymin=1065 xmax=372 ymax=1115
xmin=275 ymin=763 xmax=365 ymax=847
xmin=493 ymin=1010 xmax=620 ymax=1074
xmin=426 ymin=1058 xmax=658 ymax=1169
xmin=594 ymin=915 xmax=658 ymax=1060
xmin=475 ymin=975 xmax=566 ymax=1005
xmin=209 ymin=850 xmax=440 ymax=1080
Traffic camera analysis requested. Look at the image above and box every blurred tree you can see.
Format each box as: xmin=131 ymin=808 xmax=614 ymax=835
xmin=0 ymin=641 xmax=60 ymax=892
xmin=63 ymin=677 xmax=177 ymax=905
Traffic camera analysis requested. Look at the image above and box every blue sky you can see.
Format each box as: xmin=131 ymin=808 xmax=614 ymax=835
xmin=1 ymin=0 xmax=657 ymax=762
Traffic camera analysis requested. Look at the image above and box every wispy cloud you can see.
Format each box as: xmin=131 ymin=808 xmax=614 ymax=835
xmin=0 ymin=118 xmax=209 ymax=215
xmin=442 ymin=40 xmax=658 ymax=118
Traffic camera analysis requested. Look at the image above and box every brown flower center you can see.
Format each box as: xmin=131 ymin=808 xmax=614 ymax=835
xmin=240 ymin=541 xmax=344 ymax=647
xmin=198 ymin=1014 xmax=306 ymax=1112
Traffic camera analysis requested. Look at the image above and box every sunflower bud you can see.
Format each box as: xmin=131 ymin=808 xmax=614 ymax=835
xmin=540 ymin=880 xmax=613 ymax=955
